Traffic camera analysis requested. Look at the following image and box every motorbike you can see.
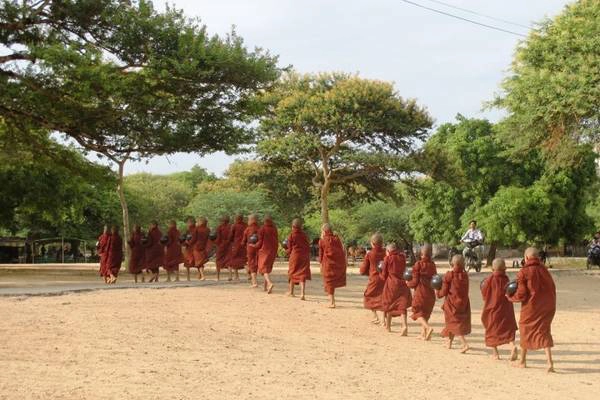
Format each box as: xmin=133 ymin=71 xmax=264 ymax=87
xmin=448 ymin=241 xmax=482 ymax=272
xmin=587 ymin=245 xmax=600 ymax=270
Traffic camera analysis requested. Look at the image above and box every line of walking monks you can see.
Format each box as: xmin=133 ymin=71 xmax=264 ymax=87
xmin=97 ymin=216 xmax=556 ymax=372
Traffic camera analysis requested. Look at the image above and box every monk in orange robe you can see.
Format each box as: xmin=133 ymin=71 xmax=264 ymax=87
xmin=107 ymin=225 xmax=123 ymax=284
xmin=214 ymin=215 xmax=232 ymax=281
xmin=286 ymin=218 xmax=311 ymax=300
xmin=194 ymin=216 xmax=210 ymax=280
xmin=406 ymin=244 xmax=437 ymax=340
xmin=381 ymin=243 xmax=412 ymax=334
xmin=227 ymin=214 xmax=247 ymax=281
xmin=164 ymin=220 xmax=182 ymax=282
xmin=243 ymin=214 xmax=261 ymax=287
xmin=481 ymin=258 xmax=518 ymax=360
xmin=508 ymin=247 xmax=556 ymax=372
xmin=127 ymin=224 xmax=145 ymax=283
xmin=360 ymin=233 xmax=386 ymax=324
xmin=144 ymin=221 xmax=163 ymax=283
xmin=437 ymin=254 xmax=471 ymax=353
xmin=319 ymin=223 xmax=347 ymax=308
xmin=97 ymin=225 xmax=110 ymax=283
xmin=182 ymin=217 xmax=196 ymax=281
xmin=255 ymin=215 xmax=278 ymax=293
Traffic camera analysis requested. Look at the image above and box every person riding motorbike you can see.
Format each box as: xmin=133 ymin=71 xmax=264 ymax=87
xmin=461 ymin=220 xmax=484 ymax=264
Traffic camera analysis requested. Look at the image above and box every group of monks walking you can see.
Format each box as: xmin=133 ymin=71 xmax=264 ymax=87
xmin=361 ymin=234 xmax=556 ymax=372
xmin=97 ymin=216 xmax=556 ymax=372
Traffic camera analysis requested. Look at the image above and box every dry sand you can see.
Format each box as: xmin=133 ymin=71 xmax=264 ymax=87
xmin=0 ymin=264 xmax=599 ymax=399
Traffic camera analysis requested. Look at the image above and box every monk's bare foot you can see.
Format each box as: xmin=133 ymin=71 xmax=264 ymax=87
xmin=460 ymin=346 xmax=470 ymax=354
xmin=371 ymin=318 xmax=380 ymax=325
xmin=251 ymin=283 xmax=258 ymax=288
xmin=327 ymin=303 xmax=336 ymax=309
xmin=386 ymin=326 xmax=391 ymax=333
xmin=491 ymin=354 xmax=500 ymax=360
xmin=267 ymin=284 xmax=274 ymax=294
xmin=300 ymin=295 xmax=306 ymax=301
xmin=547 ymin=365 xmax=555 ymax=373
xmin=424 ymin=327 xmax=433 ymax=341
xmin=400 ymin=327 xmax=408 ymax=337
xmin=286 ymin=292 xmax=295 ymax=297
xmin=510 ymin=348 xmax=518 ymax=361
xmin=511 ymin=361 xmax=526 ymax=369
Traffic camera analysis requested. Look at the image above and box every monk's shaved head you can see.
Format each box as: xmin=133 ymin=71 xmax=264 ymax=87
xmin=525 ymin=247 xmax=540 ymax=260
xmin=264 ymin=214 xmax=273 ymax=223
xmin=221 ymin=215 xmax=230 ymax=223
xmin=321 ymin=223 xmax=332 ymax=233
xmin=292 ymin=218 xmax=303 ymax=228
xmin=386 ymin=242 xmax=397 ymax=251
xmin=197 ymin=216 xmax=207 ymax=225
xmin=492 ymin=258 xmax=506 ymax=271
xmin=371 ymin=233 xmax=384 ymax=246
xmin=452 ymin=254 xmax=465 ymax=267
xmin=421 ymin=243 xmax=432 ymax=258
xmin=248 ymin=214 xmax=257 ymax=223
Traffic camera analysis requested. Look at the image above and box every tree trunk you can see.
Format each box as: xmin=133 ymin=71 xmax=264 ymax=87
xmin=320 ymin=179 xmax=331 ymax=224
xmin=486 ymin=241 xmax=498 ymax=267
xmin=116 ymin=158 xmax=131 ymax=261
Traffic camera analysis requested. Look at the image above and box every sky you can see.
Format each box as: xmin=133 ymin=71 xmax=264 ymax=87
xmin=118 ymin=0 xmax=571 ymax=176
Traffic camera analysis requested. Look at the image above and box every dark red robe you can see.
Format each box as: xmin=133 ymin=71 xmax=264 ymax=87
xmin=183 ymin=225 xmax=196 ymax=268
xmin=481 ymin=271 xmax=518 ymax=347
xmin=257 ymin=220 xmax=278 ymax=275
xmin=509 ymin=258 xmax=556 ymax=350
xmin=228 ymin=219 xmax=247 ymax=269
xmin=380 ymin=250 xmax=412 ymax=317
xmin=319 ymin=231 xmax=347 ymax=294
xmin=97 ymin=232 xmax=110 ymax=278
xmin=286 ymin=226 xmax=311 ymax=283
xmin=164 ymin=226 xmax=182 ymax=272
xmin=438 ymin=265 xmax=471 ymax=337
xmin=127 ymin=228 xmax=145 ymax=274
xmin=214 ymin=222 xmax=231 ymax=270
xmin=407 ymin=256 xmax=437 ymax=321
xmin=360 ymin=244 xmax=386 ymax=311
xmin=243 ymin=223 xmax=260 ymax=273
xmin=107 ymin=232 xmax=123 ymax=277
xmin=145 ymin=226 xmax=163 ymax=273
xmin=193 ymin=223 xmax=210 ymax=268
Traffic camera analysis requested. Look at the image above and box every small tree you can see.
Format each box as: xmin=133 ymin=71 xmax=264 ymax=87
xmin=1 ymin=1 xmax=279 ymax=256
xmin=257 ymin=72 xmax=432 ymax=224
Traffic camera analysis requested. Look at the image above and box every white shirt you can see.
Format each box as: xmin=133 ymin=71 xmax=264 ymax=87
xmin=461 ymin=228 xmax=483 ymax=243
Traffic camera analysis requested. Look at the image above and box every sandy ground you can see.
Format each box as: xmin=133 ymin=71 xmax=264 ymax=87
xmin=0 ymin=264 xmax=599 ymax=400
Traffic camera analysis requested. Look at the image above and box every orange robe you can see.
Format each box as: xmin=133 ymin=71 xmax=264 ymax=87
xmin=193 ymin=224 xmax=210 ymax=267
xmin=97 ymin=232 xmax=110 ymax=277
xmin=509 ymin=258 xmax=556 ymax=350
xmin=228 ymin=219 xmax=247 ymax=269
xmin=380 ymin=250 xmax=412 ymax=316
xmin=438 ymin=265 xmax=471 ymax=337
xmin=319 ymin=232 xmax=347 ymax=294
xmin=183 ymin=226 xmax=196 ymax=268
xmin=257 ymin=220 xmax=278 ymax=275
xmin=107 ymin=233 xmax=123 ymax=277
xmin=144 ymin=226 xmax=163 ymax=273
xmin=406 ymin=257 xmax=437 ymax=321
xmin=127 ymin=228 xmax=145 ymax=274
xmin=286 ymin=226 xmax=311 ymax=283
xmin=481 ymin=271 xmax=517 ymax=347
xmin=360 ymin=244 xmax=386 ymax=311
xmin=243 ymin=223 xmax=260 ymax=273
xmin=164 ymin=226 xmax=182 ymax=272
xmin=214 ymin=222 xmax=231 ymax=270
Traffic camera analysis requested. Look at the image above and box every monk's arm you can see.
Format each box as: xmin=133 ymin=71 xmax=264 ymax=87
xmin=437 ymin=273 xmax=451 ymax=298
xmin=359 ymin=254 xmax=370 ymax=275
xmin=406 ymin=264 xmax=419 ymax=289
xmin=508 ymin=270 xmax=528 ymax=303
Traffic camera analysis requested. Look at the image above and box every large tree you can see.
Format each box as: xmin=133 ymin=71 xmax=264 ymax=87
xmin=494 ymin=0 xmax=600 ymax=160
xmin=257 ymin=72 xmax=432 ymax=223
xmin=1 ymin=0 xmax=279 ymax=256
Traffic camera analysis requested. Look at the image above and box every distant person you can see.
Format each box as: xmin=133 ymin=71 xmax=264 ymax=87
xmin=243 ymin=214 xmax=261 ymax=287
xmin=214 ymin=215 xmax=232 ymax=281
xmin=285 ymin=218 xmax=311 ymax=300
xmin=128 ymin=224 xmax=145 ymax=283
xmin=437 ymin=254 xmax=471 ymax=353
xmin=380 ymin=242 xmax=412 ymax=334
xmin=508 ymin=247 xmax=556 ymax=373
xmin=359 ymin=233 xmax=386 ymax=325
xmin=406 ymin=244 xmax=437 ymax=340
xmin=481 ymin=258 xmax=518 ymax=361
xmin=461 ymin=220 xmax=484 ymax=261
xmin=164 ymin=220 xmax=182 ymax=282
xmin=97 ymin=225 xmax=111 ymax=283
xmin=40 ymin=245 xmax=46 ymax=259
xmin=255 ymin=215 xmax=278 ymax=294
xmin=107 ymin=226 xmax=123 ymax=284
xmin=227 ymin=214 xmax=247 ymax=281
xmin=144 ymin=221 xmax=163 ymax=283
xmin=319 ymin=224 xmax=347 ymax=308
xmin=194 ymin=216 xmax=210 ymax=280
